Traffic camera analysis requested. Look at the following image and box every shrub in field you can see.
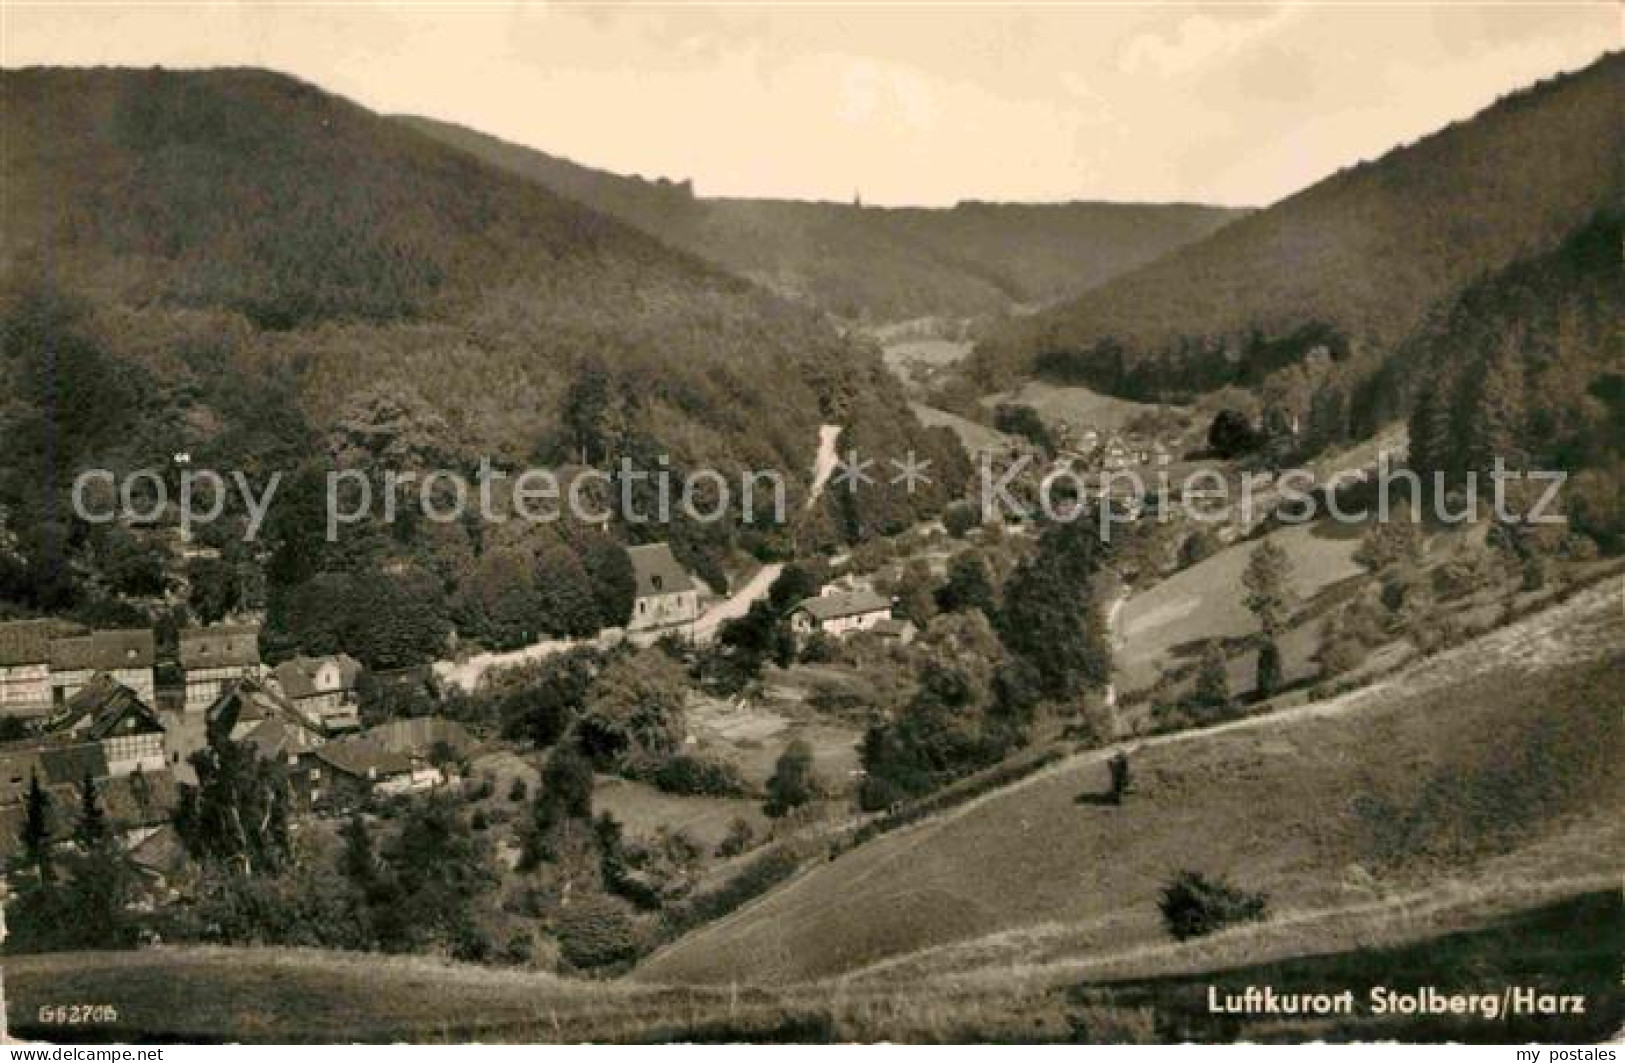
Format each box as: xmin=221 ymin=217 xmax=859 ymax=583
xmin=653 ymin=754 xmax=747 ymax=797
xmin=764 ymin=740 xmax=819 ymax=817
xmin=715 ymin=816 xmax=756 ymax=857
xmin=662 ymin=845 xmax=804 ymax=937
xmin=556 ymin=893 xmax=642 ymax=970
xmin=1157 ymin=870 xmax=1268 ymax=941
xmin=942 ymin=501 xmax=980 ymax=538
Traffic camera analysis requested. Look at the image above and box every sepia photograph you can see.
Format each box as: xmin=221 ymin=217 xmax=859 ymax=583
xmin=0 ymin=0 xmax=1621 ymax=1049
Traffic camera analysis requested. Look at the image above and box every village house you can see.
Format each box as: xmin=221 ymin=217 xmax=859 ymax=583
xmin=44 ymin=674 xmax=168 ymax=777
xmin=790 ymin=587 xmax=893 ymax=638
xmin=1099 ymin=434 xmax=1133 ymax=471
xmin=0 ymin=741 xmax=107 ymax=808
xmin=128 ymin=822 xmax=187 ymax=891
xmin=179 ymin=624 xmax=263 ymax=711
xmin=363 ymin=715 xmax=477 ymax=762
xmin=202 ymin=677 xmax=327 ymax=755
xmin=0 ymin=619 xmax=57 ymax=716
xmin=627 ymin=543 xmax=700 ymax=632
xmin=0 ymin=736 xmax=177 ymax=861
xmin=156 ymin=676 xmax=329 ymax=786
xmin=870 ymin=617 xmax=918 ymax=644
xmin=296 ymin=737 xmax=440 ymax=811
xmin=271 ymin=654 xmax=363 ymax=735
xmin=48 ymin=628 xmax=156 ymax=706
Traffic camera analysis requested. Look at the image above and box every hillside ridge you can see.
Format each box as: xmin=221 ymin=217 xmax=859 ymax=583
xmin=969 ymin=50 xmax=1625 ymax=401
xmin=400 ymin=114 xmax=1247 ymax=322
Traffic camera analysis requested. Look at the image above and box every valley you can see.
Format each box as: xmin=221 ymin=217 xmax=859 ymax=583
xmin=0 ymin=32 xmax=1621 ymax=1049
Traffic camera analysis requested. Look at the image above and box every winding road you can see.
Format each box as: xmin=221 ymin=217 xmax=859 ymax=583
xmin=433 ymin=423 xmax=842 ymax=692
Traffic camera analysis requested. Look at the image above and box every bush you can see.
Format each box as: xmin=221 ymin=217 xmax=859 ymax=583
xmin=1178 ymin=528 xmax=1220 ymax=568
xmin=1316 ymin=635 xmax=1367 ymax=679
xmin=1157 ymin=870 xmax=1268 ymax=941
xmin=1207 ymin=409 xmax=1260 ymax=458
xmin=662 ymin=845 xmax=804 ymax=937
xmin=652 ymin=754 xmax=747 ymax=797
xmin=798 ymin=631 xmax=836 ymax=663
xmin=942 ymin=501 xmax=980 ymax=538
xmin=501 ymin=930 xmax=536 ymax=966
xmin=556 ymin=894 xmax=641 ymax=970
xmin=764 ymin=740 xmax=818 ymax=818
xmin=1254 ymin=639 xmax=1283 ymax=699
xmin=715 ymin=816 xmax=756 ymax=858
xmin=451 ymin=924 xmax=494 ymax=963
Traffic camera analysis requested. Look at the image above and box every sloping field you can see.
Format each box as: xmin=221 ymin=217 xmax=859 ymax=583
xmin=1115 ymin=519 xmax=1366 ymax=691
xmin=10 ymin=884 xmax=1614 ymax=1043
xmin=636 ymin=580 xmax=1624 ymax=986
xmin=0 ymin=947 xmax=786 ymax=1044
xmin=909 ymin=403 xmax=1013 ymax=456
xmin=981 ymin=381 xmax=1177 ymax=436
xmin=8 ymin=584 xmax=1618 ymax=1042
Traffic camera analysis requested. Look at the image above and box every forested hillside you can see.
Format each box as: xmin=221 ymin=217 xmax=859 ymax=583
xmin=1394 ymin=212 xmax=1625 ymax=551
xmin=968 ymin=52 xmax=1625 ymax=405
xmin=401 ymin=116 xmax=1244 ymax=322
xmin=0 ymin=67 xmax=962 ymax=656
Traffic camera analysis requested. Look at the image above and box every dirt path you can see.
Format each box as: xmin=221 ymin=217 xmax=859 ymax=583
xmin=689 ymin=562 xmax=783 ymax=642
xmin=434 ymin=564 xmax=785 ymax=690
xmin=1103 ymin=590 xmax=1127 ymax=713
xmin=805 ymin=424 xmax=843 ymax=512
xmin=434 ymin=423 xmax=838 ymax=691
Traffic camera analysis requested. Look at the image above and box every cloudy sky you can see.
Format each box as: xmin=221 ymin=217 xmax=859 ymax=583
xmin=4 ymin=2 xmax=1619 ymax=207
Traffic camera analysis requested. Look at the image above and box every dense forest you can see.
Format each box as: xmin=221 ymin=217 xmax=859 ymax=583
xmin=401 ymin=116 xmax=1244 ymax=323
xmin=966 ymin=52 xmax=1625 ymax=405
xmin=1396 ymin=213 xmax=1625 ymax=551
xmin=0 ymin=68 xmax=966 ymax=662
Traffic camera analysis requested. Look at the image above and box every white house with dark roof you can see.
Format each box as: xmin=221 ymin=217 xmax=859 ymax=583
xmin=0 ymin=619 xmax=58 ymax=716
xmin=791 ymin=587 xmax=893 ymax=638
xmin=271 ymin=654 xmax=363 ymax=734
xmin=179 ymin=623 xmax=263 ymax=711
xmin=44 ymin=673 xmax=167 ymax=777
xmin=203 ymin=677 xmax=326 ymax=748
xmin=161 ymin=676 xmax=329 ymax=785
xmin=48 ymin=628 xmax=156 ymax=706
xmin=296 ymin=736 xmax=440 ymax=810
xmin=626 ymin=543 xmax=700 ymax=632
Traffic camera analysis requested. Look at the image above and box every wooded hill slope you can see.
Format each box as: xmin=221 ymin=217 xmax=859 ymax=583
xmin=967 ymin=51 xmax=1625 ymax=403
xmin=0 ymin=67 xmax=964 ymax=635
xmin=401 ymin=115 xmax=1244 ymax=323
xmin=0 ymin=67 xmax=960 ymax=517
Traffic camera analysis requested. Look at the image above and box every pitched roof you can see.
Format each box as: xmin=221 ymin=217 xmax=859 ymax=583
xmin=312 ymin=737 xmax=413 ymax=780
xmin=49 ymin=628 xmax=155 ymax=671
xmin=272 ymin=654 xmax=362 ymax=700
xmin=179 ymin=624 xmax=261 ymax=669
xmin=129 ymin=823 xmax=186 ymax=876
xmin=205 ymin=678 xmax=324 ymax=743
xmin=796 ymin=589 xmax=892 ymax=622
xmin=0 ymin=619 xmax=64 ymax=666
xmin=238 ymin=716 xmax=325 ymax=761
xmin=363 ymin=716 xmax=476 ymax=759
xmin=0 ymin=764 xmax=175 ymax=857
xmin=627 ymin=543 xmax=695 ymax=597
xmin=47 ymin=674 xmax=164 ymax=740
xmin=0 ymin=741 xmax=110 ymax=804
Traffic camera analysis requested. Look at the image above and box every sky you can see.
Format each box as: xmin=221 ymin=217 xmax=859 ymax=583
xmin=3 ymin=2 xmax=1620 ymax=208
